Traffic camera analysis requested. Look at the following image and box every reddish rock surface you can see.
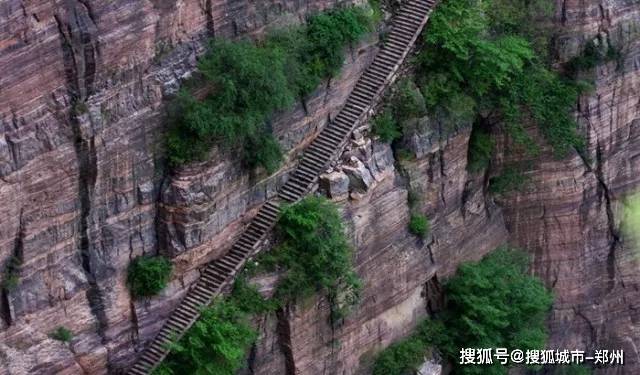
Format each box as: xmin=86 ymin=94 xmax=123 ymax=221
xmin=0 ymin=0 xmax=638 ymax=374
xmin=494 ymin=0 xmax=640 ymax=372
xmin=0 ymin=0 xmax=374 ymax=373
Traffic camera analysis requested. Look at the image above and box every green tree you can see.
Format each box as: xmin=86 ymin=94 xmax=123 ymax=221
xmin=372 ymin=110 xmax=401 ymax=142
xmin=304 ymin=7 xmax=372 ymax=79
xmin=408 ymin=213 xmax=429 ymax=238
xmin=416 ymin=0 xmax=583 ymax=158
xmin=167 ymin=6 xmax=374 ymax=170
xmin=372 ymin=338 xmax=426 ymax=375
xmin=371 ymin=78 xmax=426 ymax=143
xmin=127 ymin=255 xmax=173 ymax=298
xmin=159 ymin=300 xmax=257 ymax=375
xmin=262 ymin=196 xmax=361 ymax=324
xmin=467 ymin=124 xmax=494 ymax=172
xmin=435 ymin=248 xmax=553 ymax=374
xmin=167 ymin=39 xmax=292 ymax=171
xmin=372 ymin=248 xmax=553 ymax=375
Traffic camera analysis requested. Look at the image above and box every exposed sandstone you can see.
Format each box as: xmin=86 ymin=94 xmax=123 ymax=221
xmin=490 ymin=0 xmax=640 ymax=372
xmin=0 ymin=0 xmax=639 ymax=374
xmin=247 ymin=123 xmax=508 ymax=374
xmin=0 ymin=0 xmax=374 ymax=373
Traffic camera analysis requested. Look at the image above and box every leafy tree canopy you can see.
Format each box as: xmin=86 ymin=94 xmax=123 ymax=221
xmin=167 ymin=6 xmax=374 ymax=171
xmin=372 ymin=248 xmax=553 ymax=375
xmin=127 ymin=255 xmax=173 ymax=298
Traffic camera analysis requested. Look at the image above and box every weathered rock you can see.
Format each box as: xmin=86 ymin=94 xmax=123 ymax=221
xmin=248 ymin=121 xmax=508 ymax=375
xmin=0 ymin=0 xmax=373 ymax=373
xmin=492 ymin=0 xmax=640 ymax=373
xmin=0 ymin=0 xmax=639 ymax=374
xmin=417 ymin=359 xmax=442 ymax=375
xmin=343 ymin=156 xmax=376 ymax=194
xmin=320 ymin=171 xmax=351 ymax=201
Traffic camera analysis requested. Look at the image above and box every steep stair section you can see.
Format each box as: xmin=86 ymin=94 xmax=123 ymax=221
xmin=127 ymin=1 xmax=434 ymax=373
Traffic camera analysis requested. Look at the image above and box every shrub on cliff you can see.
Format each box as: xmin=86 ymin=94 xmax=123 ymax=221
xmin=467 ymin=124 xmax=494 ymax=172
xmin=157 ymin=299 xmax=257 ymax=375
xmin=433 ymin=248 xmax=553 ymax=374
xmin=127 ymin=255 xmax=173 ymax=298
xmin=372 ymin=110 xmax=401 ymax=142
xmin=416 ymin=0 xmax=584 ymax=159
xmin=258 ymin=196 xmax=361 ymax=325
xmin=372 ymin=336 xmax=428 ymax=375
xmin=408 ymin=213 xmax=429 ymax=238
xmin=167 ymin=6 xmax=374 ymax=171
xmin=1 ymin=255 xmax=21 ymax=291
xmin=489 ymin=166 xmax=528 ymax=194
xmin=49 ymin=326 xmax=73 ymax=343
xmin=166 ymin=38 xmax=291 ymax=171
xmin=372 ymin=248 xmax=553 ymax=375
xmin=155 ymin=276 xmax=276 ymax=375
xmin=372 ymin=78 xmax=426 ymax=143
xmin=303 ymin=6 xmax=372 ymax=81
xmin=565 ymin=38 xmax=623 ymax=78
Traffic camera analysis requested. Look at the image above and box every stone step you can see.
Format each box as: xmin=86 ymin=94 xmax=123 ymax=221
xmin=127 ymin=1 xmax=432 ymax=372
xmin=279 ymin=189 xmax=299 ymax=202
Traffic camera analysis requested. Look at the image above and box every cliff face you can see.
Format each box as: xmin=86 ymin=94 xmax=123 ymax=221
xmin=246 ymin=0 xmax=640 ymax=373
xmin=0 ymin=0 xmax=373 ymax=373
xmin=244 ymin=123 xmax=509 ymax=375
xmin=495 ymin=0 xmax=640 ymax=370
xmin=0 ymin=0 xmax=639 ymax=375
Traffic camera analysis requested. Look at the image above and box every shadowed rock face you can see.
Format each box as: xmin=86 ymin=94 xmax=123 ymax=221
xmin=0 ymin=0 xmax=638 ymax=374
xmin=494 ymin=0 xmax=640 ymax=372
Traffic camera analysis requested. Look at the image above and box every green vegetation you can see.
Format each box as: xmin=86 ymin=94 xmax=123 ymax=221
xmin=302 ymin=7 xmax=373 ymax=83
xmin=565 ymin=38 xmax=622 ymax=78
xmin=372 ymin=111 xmax=401 ymax=142
xmin=404 ymin=185 xmax=429 ymax=239
xmin=258 ymin=196 xmax=361 ymax=324
xmin=372 ymin=78 xmax=426 ymax=143
xmin=155 ymin=277 xmax=274 ymax=375
xmin=467 ymin=124 xmax=494 ymax=172
xmin=49 ymin=326 xmax=73 ymax=343
xmin=127 ymin=255 xmax=173 ymax=298
xmin=368 ymin=0 xmax=384 ymax=24
xmin=372 ymin=334 xmax=430 ymax=375
xmin=372 ymin=248 xmax=553 ymax=375
xmin=156 ymin=274 xmax=276 ymax=375
xmin=622 ymin=193 xmax=640 ymax=255
xmin=489 ymin=166 xmax=528 ymax=194
xmin=167 ymin=6 xmax=374 ymax=171
xmin=156 ymin=197 xmax=360 ymax=372
xmin=157 ymin=300 xmax=257 ymax=375
xmin=415 ymin=0 xmax=584 ymax=163
xmin=408 ymin=213 xmax=429 ymax=238
xmin=1 ymin=255 xmax=21 ymax=291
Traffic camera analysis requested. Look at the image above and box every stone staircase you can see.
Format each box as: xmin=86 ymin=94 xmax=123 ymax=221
xmin=127 ymin=1 xmax=435 ymax=373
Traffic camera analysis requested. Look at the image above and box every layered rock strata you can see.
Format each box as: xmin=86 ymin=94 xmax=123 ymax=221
xmin=0 ymin=0 xmax=639 ymax=374
xmin=0 ymin=0 xmax=374 ymax=373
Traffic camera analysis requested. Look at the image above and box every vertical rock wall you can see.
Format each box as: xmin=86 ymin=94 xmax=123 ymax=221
xmin=0 ymin=0 xmax=369 ymax=373
xmin=246 ymin=122 xmax=508 ymax=375
xmin=495 ymin=0 xmax=640 ymax=372
xmin=0 ymin=0 xmax=639 ymax=374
